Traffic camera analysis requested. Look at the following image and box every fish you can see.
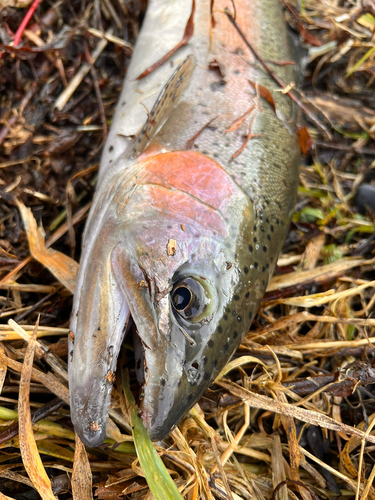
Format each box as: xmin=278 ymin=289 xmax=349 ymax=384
xmin=69 ymin=0 xmax=300 ymax=447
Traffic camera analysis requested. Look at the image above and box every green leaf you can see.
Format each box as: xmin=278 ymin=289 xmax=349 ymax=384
xmin=122 ymin=374 xmax=183 ymax=500
xmin=346 ymin=46 xmax=375 ymax=78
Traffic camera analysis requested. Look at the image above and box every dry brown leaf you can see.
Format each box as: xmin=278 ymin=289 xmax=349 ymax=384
xmin=251 ymin=312 xmax=375 ymax=338
xmin=273 ymin=278 xmax=375 ymax=308
xmin=18 ymin=320 xmax=57 ymax=500
xmin=249 ymin=80 xmax=277 ymax=113
xmin=72 ymin=434 xmax=93 ymax=500
xmin=217 ymin=379 xmax=375 ymax=445
xmin=17 ymin=200 xmax=78 ymax=293
xmin=267 ymin=258 xmax=364 ymax=292
xmin=298 ymin=126 xmax=313 ymax=155
xmin=0 ymin=470 xmax=34 ymax=488
xmin=271 ymin=435 xmax=288 ymax=500
xmin=0 ymin=0 xmax=32 ymax=8
xmin=0 ymin=343 xmax=7 ymax=395
xmin=0 ymin=350 xmax=69 ymax=403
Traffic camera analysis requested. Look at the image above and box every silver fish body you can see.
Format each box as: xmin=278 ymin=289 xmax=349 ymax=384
xmin=69 ymin=0 xmax=300 ymax=447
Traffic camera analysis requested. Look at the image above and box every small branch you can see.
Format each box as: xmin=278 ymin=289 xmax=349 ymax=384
xmin=0 ymin=397 xmax=64 ymax=446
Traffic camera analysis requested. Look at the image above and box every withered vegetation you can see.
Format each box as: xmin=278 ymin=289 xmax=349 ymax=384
xmin=0 ymin=0 xmax=375 ymax=499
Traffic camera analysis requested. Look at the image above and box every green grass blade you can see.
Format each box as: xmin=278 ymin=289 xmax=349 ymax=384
xmin=121 ymin=374 xmax=183 ymax=500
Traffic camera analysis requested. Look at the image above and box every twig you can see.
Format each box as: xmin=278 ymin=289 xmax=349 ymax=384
xmin=0 ymin=0 xmax=42 ymax=60
xmin=83 ymin=40 xmax=108 ymax=142
xmin=224 ymin=9 xmax=333 ymax=139
xmin=54 ymin=31 xmax=111 ymax=111
xmin=13 ymin=0 xmax=43 ymax=47
xmin=217 ymin=379 xmax=375 ymax=444
xmin=86 ymin=27 xmax=133 ymax=52
xmin=0 ymin=397 xmax=64 ymax=446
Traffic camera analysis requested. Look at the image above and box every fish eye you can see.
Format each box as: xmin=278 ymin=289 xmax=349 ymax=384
xmin=171 ymin=277 xmax=208 ymax=322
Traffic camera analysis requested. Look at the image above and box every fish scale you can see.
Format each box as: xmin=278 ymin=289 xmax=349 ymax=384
xmin=69 ymin=0 xmax=300 ymax=447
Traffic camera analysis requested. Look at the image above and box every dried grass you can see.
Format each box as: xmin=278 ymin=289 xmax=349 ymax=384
xmin=1 ymin=0 xmax=375 ymax=498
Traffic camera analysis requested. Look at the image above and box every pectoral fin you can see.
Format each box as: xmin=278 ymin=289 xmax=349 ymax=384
xmin=131 ymin=54 xmax=196 ymax=158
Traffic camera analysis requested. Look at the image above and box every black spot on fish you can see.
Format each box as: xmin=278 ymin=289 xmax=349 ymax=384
xmin=223 ymin=343 xmax=229 ymax=351
xmin=253 ymin=225 xmax=257 ymax=231
xmin=122 ymin=101 xmax=126 ymax=106
xmin=266 ymin=218 xmax=270 ymax=224
xmin=267 ymin=234 xmax=271 ymax=241
xmin=244 ymin=266 xmax=249 ymax=274
xmin=237 ymin=316 xmax=242 ymax=322
xmin=232 ymin=310 xmax=237 ymax=317
xmin=270 ymin=257 xmax=274 ymax=263
xmin=208 ymin=339 xmax=214 ymax=348
xmin=233 ymin=330 xmax=238 ymax=338
xmin=210 ymin=80 xmax=226 ymax=91
xmin=212 ymin=359 xmax=217 ymax=367
xmin=218 ymin=325 xmax=223 ymax=333
xmin=203 ymin=356 xmax=208 ymax=365
xmin=249 ymin=245 xmax=253 ymax=253
xmin=253 ymin=237 xmax=257 ymax=243
xmin=224 ymin=314 xmax=228 ymax=321
xmin=271 ymin=225 xmax=274 ymax=232
xmin=204 ymin=372 xmax=210 ymax=380
xmin=245 ymin=292 xmax=250 ymax=298
xmin=109 ymin=145 xmax=114 ymax=152
xmin=161 ymin=378 xmax=166 ymax=387
xmin=188 ymin=394 xmax=193 ymax=401
xmin=261 ymin=226 xmax=264 ymax=232
xmin=263 ymin=246 xmax=267 ymax=252
xmin=262 ymin=266 xmax=266 ymax=272
xmin=233 ymin=294 xmax=240 ymax=301
xmin=254 ymin=262 xmax=259 ymax=269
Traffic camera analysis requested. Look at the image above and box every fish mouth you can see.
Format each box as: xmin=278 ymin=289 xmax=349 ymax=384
xmin=70 ymin=304 xmax=192 ymax=446
xmin=69 ymin=243 xmax=198 ymax=447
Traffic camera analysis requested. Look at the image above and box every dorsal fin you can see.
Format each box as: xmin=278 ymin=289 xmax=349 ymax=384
xmin=131 ymin=54 xmax=196 ymax=159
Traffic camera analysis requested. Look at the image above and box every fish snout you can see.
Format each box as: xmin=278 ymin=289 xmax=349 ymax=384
xmin=69 ymin=241 xmax=131 ymax=447
xmin=70 ymin=383 xmax=109 ymax=447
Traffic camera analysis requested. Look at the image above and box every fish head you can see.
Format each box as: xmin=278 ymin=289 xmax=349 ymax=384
xmin=110 ymin=151 xmax=257 ymax=440
xmin=70 ymin=151 xmax=257 ymax=444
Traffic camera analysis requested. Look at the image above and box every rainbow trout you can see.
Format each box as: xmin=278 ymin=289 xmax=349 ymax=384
xmin=69 ymin=0 xmax=300 ymax=447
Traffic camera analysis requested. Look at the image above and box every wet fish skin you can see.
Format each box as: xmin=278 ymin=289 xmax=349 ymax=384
xmin=69 ymin=0 xmax=300 ymax=447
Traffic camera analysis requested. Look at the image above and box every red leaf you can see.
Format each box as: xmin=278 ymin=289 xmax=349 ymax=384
xmin=249 ymin=80 xmax=276 ymax=114
xmin=298 ymin=126 xmax=313 ymax=154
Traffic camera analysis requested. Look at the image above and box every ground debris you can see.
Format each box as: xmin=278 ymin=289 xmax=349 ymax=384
xmin=0 ymin=0 xmax=375 ymax=499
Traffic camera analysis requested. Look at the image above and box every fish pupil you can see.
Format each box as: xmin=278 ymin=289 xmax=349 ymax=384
xmin=173 ymin=286 xmax=192 ymax=310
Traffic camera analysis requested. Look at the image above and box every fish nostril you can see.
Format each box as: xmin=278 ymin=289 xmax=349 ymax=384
xmin=187 ymin=362 xmax=201 ymax=384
